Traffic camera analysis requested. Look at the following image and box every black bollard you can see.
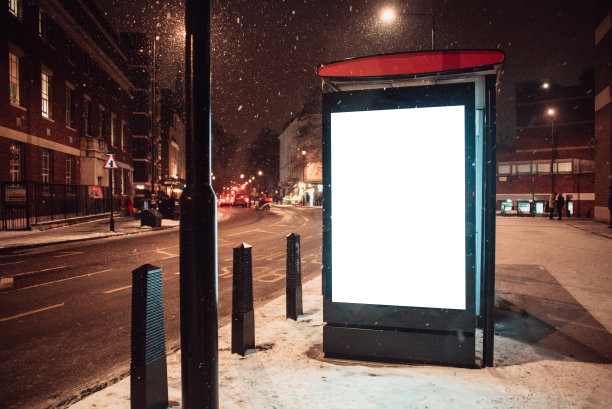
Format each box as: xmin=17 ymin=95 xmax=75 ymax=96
xmin=232 ymin=243 xmax=255 ymax=356
xmin=286 ymin=233 xmax=303 ymax=320
xmin=130 ymin=264 xmax=168 ymax=409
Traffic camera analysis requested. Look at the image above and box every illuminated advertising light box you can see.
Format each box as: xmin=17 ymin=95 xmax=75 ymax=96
xmin=322 ymin=83 xmax=476 ymax=366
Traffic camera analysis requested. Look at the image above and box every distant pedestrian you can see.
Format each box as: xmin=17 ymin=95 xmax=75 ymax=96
xmin=556 ymin=193 xmax=565 ymax=220
xmin=607 ymin=186 xmax=612 ymax=228
xmin=549 ymin=194 xmax=556 ymax=220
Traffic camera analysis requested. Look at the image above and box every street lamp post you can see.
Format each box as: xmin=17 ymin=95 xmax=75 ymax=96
xmin=547 ymin=108 xmax=555 ymax=201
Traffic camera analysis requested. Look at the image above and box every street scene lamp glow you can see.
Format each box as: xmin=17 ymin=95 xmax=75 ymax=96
xmin=542 ymin=82 xmax=550 ymax=89
xmin=258 ymin=170 xmax=263 ymax=176
xmin=240 ymin=174 xmax=244 ymax=179
xmin=380 ymin=7 xmax=396 ymax=22
xmin=547 ymin=108 xmax=555 ymax=117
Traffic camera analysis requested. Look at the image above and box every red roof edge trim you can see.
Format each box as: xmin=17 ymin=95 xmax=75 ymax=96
xmin=317 ymin=50 xmax=505 ymax=79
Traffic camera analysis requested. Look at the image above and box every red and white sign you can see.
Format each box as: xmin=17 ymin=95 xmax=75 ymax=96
xmin=103 ymin=154 xmax=119 ymax=169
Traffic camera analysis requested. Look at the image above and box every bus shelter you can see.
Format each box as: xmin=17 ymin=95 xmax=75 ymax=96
xmin=318 ymin=50 xmax=504 ymax=367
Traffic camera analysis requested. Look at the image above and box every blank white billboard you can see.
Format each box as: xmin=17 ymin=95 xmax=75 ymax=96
xmin=331 ymin=105 xmax=466 ymax=310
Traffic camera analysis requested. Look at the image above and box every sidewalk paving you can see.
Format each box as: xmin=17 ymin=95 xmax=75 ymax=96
xmin=70 ymin=275 xmax=611 ymax=409
xmin=0 ymin=215 xmax=180 ymax=253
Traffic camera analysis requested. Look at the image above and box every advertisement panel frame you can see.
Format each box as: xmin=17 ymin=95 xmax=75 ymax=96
xmin=322 ymin=83 xmax=477 ymax=366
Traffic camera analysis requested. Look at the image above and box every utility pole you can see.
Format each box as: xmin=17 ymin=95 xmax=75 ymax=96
xmin=180 ymin=1 xmax=218 ymax=408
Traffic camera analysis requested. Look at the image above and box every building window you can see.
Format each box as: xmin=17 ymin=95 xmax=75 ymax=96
xmin=9 ymin=0 xmax=19 ymax=18
xmin=41 ymin=72 xmax=51 ymax=119
xmin=66 ymin=39 xmax=75 ymax=62
xmin=84 ymin=96 xmax=91 ymax=135
xmin=121 ymin=121 xmax=126 ymax=150
xmin=9 ymin=52 xmax=20 ymax=105
xmin=517 ymin=164 xmax=531 ymax=174
xmin=537 ymin=163 xmax=550 ymax=174
xmin=66 ymin=85 xmax=75 ymax=128
xmin=66 ymin=155 xmax=72 ymax=185
xmin=38 ymin=9 xmax=54 ymax=44
xmin=42 ymin=149 xmax=52 ymax=184
xmin=554 ymin=161 xmax=572 ymax=173
xmin=9 ymin=142 xmax=22 ymax=182
xmin=498 ymin=164 xmax=511 ymax=175
xmin=110 ymin=113 xmax=116 ymax=146
xmin=99 ymin=105 xmax=105 ymax=139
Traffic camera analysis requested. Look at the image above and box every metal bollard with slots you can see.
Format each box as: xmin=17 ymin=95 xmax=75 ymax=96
xmin=231 ymin=243 xmax=255 ymax=356
xmin=286 ymin=233 xmax=303 ymax=320
xmin=130 ymin=264 xmax=168 ymax=409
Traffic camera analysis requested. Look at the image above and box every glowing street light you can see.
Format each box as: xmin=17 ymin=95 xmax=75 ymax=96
xmin=542 ymin=82 xmax=550 ymax=89
xmin=240 ymin=174 xmax=244 ymax=179
xmin=258 ymin=170 xmax=263 ymax=176
xmin=379 ymin=6 xmax=435 ymax=50
xmin=380 ymin=7 xmax=395 ymax=22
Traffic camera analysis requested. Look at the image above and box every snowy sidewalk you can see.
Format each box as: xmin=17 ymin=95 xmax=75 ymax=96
xmin=70 ymin=276 xmax=611 ymax=409
xmin=0 ymin=215 xmax=180 ymax=252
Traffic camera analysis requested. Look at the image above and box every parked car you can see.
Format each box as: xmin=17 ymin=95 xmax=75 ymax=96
xmin=233 ymin=194 xmax=250 ymax=207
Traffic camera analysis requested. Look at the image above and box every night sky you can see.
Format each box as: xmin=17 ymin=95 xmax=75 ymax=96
xmin=98 ymin=0 xmax=606 ymax=150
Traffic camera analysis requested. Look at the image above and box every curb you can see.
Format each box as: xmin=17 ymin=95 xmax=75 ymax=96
xmin=0 ymin=224 xmax=180 ymax=255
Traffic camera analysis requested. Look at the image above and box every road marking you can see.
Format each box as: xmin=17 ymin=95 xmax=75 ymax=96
xmin=13 ymin=266 xmax=67 ymax=277
xmin=53 ymin=251 xmax=84 ymax=258
xmin=102 ymin=285 xmax=132 ymax=294
xmin=13 ymin=269 xmax=113 ymax=291
xmin=0 ymin=302 xmax=65 ymax=323
xmin=227 ymin=228 xmax=274 ymax=237
xmin=155 ymin=249 xmax=178 ymax=260
xmin=0 ymin=260 xmax=24 ymax=266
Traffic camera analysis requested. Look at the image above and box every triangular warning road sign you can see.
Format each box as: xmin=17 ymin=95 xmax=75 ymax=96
xmin=104 ymin=154 xmax=119 ymax=169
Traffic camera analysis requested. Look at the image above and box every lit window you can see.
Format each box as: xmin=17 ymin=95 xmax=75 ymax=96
xmin=39 ymin=9 xmax=51 ymax=43
xmin=498 ymin=164 xmax=511 ymax=175
xmin=41 ymin=72 xmax=51 ymax=118
xmin=517 ymin=164 xmax=531 ymax=174
xmin=9 ymin=0 xmax=19 ymax=17
xmin=9 ymin=142 xmax=22 ymax=182
xmin=555 ymin=161 xmax=572 ymax=173
xmin=65 ymin=85 xmax=75 ymax=128
xmin=9 ymin=52 xmax=20 ymax=105
xmin=537 ymin=163 xmax=550 ymax=173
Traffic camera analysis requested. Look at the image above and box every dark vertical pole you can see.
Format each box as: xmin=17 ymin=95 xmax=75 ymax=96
xmin=231 ymin=243 xmax=255 ymax=356
xmin=482 ymin=74 xmax=497 ymax=367
xmin=109 ymin=169 xmax=114 ymax=232
xmin=130 ymin=264 xmax=168 ymax=409
xmin=286 ymin=233 xmax=303 ymax=320
xmin=180 ymin=1 xmax=218 ymax=408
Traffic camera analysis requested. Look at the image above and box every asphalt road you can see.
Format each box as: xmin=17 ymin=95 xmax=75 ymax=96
xmin=0 ymin=206 xmax=322 ymax=409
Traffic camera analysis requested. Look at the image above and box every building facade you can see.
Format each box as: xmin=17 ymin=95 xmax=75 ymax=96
xmin=120 ymin=32 xmax=160 ymax=200
xmin=278 ymin=111 xmax=322 ymax=206
xmin=496 ymin=72 xmax=595 ymax=217
xmin=3 ymin=0 xmax=135 ymax=227
xmin=594 ymin=10 xmax=612 ymax=223
xmin=159 ymin=88 xmax=186 ymax=197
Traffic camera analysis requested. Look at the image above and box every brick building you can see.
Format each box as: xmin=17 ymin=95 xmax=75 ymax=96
xmin=159 ymin=88 xmax=186 ymax=197
xmin=3 ymin=0 xmax=135 ymax=226
xmin=496 ymin=71 xmax=595 ymax=217
xmin=594 ymin=10 xmax=612 ymax=224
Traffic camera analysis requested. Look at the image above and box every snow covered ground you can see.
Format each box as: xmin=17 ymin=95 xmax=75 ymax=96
xmin=70 ymin=273 xmax=612 ymax=409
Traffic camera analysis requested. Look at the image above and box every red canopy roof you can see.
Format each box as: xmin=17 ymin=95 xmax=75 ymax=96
xmin=318 ymin=50 xmax=505 ymax=79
